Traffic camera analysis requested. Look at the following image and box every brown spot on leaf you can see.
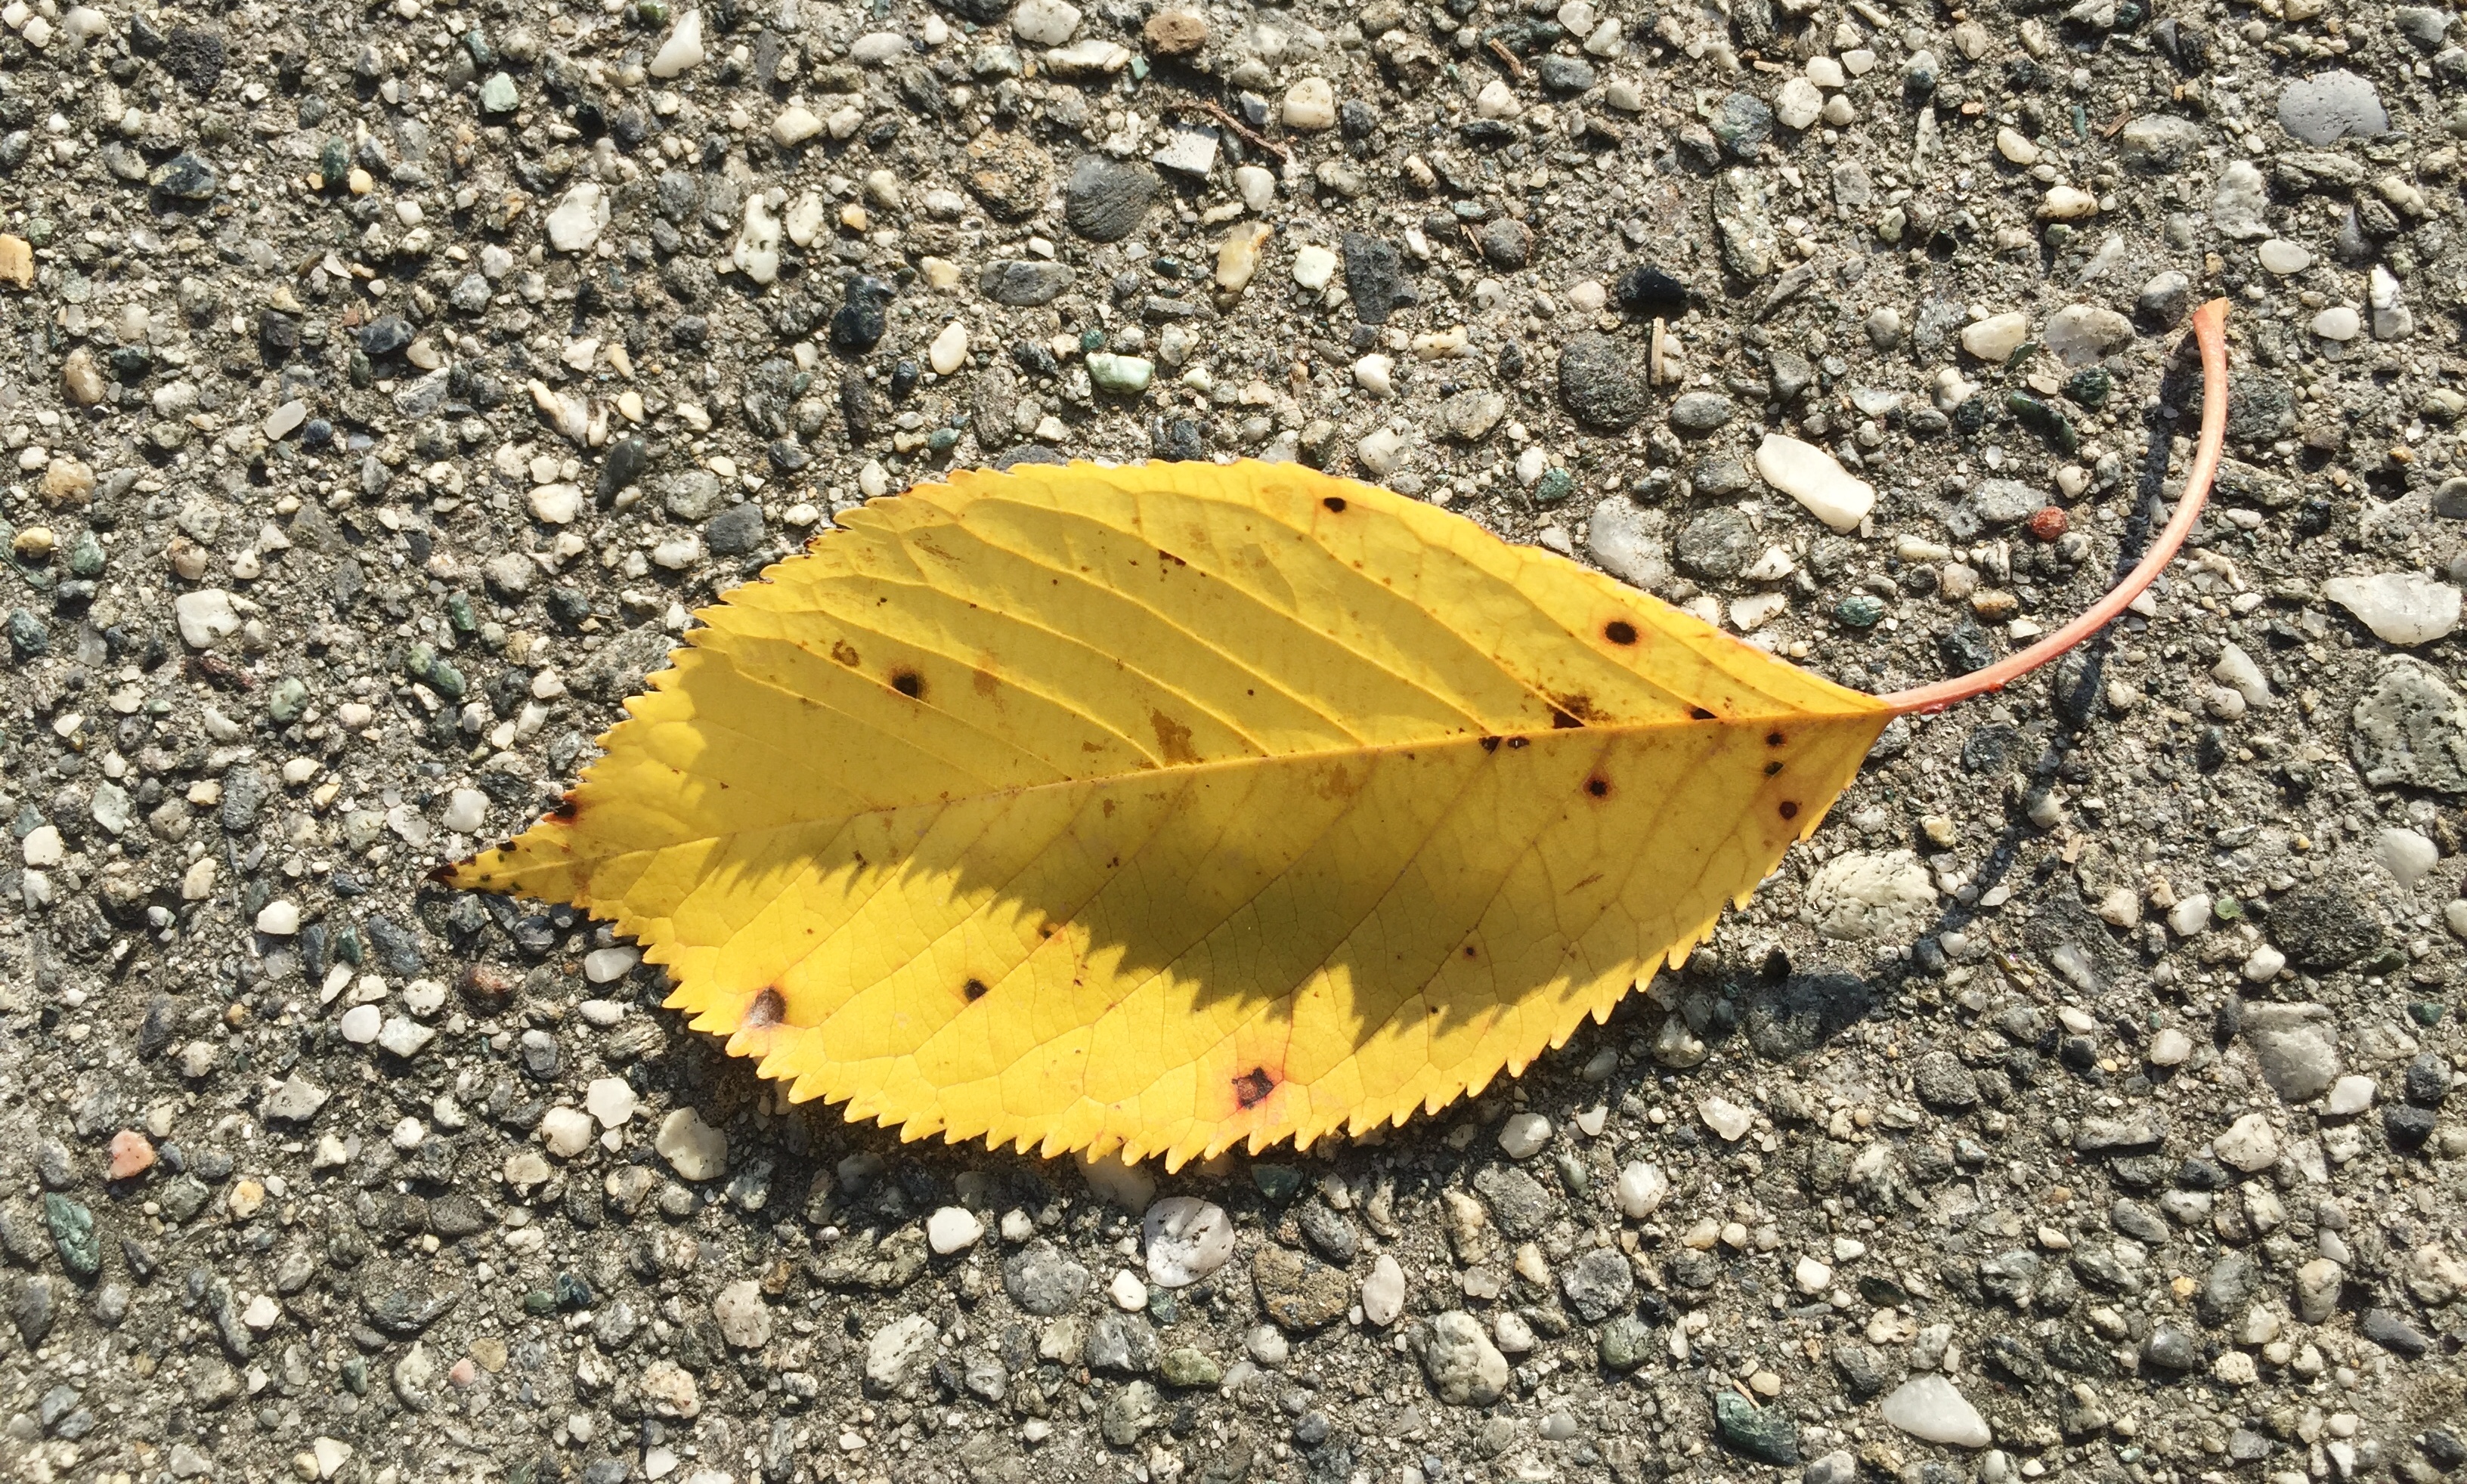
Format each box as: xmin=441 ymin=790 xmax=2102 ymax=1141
xmin=742 ymin=988 xmax=786 ymax=1029
xmin=830 ymin=640 xmax=861 ymax=668
xmin=1604 ymin=620 xmax=1639 ymax=645
xmin=1479 ymin=736 xmax=1500 ymax=753
xmin=1764 ymin=761 xmax=1783 ymax=776
xmin=1156 ymin=549 xmax=1187 ymax=568
xmin=1778 ymin=800 xmax=1800 ymax=820
xmin=1766 ymin=731 xmax=1786 ymax=747
xmin=548 ymin=795 xmax=580 ymax=824
xmin=1689 ymin=706 xmax=1716 ymax=721
xmin=1321 ymin=496 xmax=1347 ymax=512
xmin=973 ymin=666 xmax=1001 ymax=697
xmin=963 ymin=979 xmax=990 ymax=1001
xmin=890 ymin=669 xmax=925 ymax=700
xmin=1150 ymin=708 xmax=1199 ymax=765
xmin=1584 ymin=776 xmax=1611 ymax=798
xmin=1232 ymin=1068 xmax=1276 ymax=1108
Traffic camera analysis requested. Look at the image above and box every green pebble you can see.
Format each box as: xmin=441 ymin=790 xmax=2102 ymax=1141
xmin=444 ymin=593 xmax=478 ymax=635
xmin=479 ymin=72 xmax=519 ymax=115
xmin=927 ymin=426 xmax=960 ymax=453
xmin=23 ymin=218 xmax=52 ymax=247
xmin=1835 ymin=593 xmax=1886 ymax=629
xmin=6 ymin=610 xmax=47 ymax=659
xmin=1080 ymin=329 xmax=1107 ymax=353
xmin=1250 ymin=1164 xmax=1305 ymax=1203
xmin=2213 ymin=896 xmax=2245 ymax=922
xmin=1597 ymin=1314 xmax=1653 ymax=1372
xmin=42 ymin=1194 xmax=100 ymax=1281
xmin=635 ymin=0 xmax=670 ymax=23
xmin=1087 ymin=352 xmax=1156 ymax=396
xmin=1159 ymin=1346 xmax=1221 ymax=1388
xmin=2408 ymin=1002 xmax=2444 ymax=1027
xmin=522 ymin=1288 xmax=559 ymax=1316
xmin=67 ymin=530 xmax=104 ymax=578
xmin=341 ymin=1356 xmax=368 ymax=1396
xmin=318 ymin=138 xmax=350 ymax=187
xmin=1552 ymin=1149 xmax=1589 ymax=1196
xmin=1533 ymin=468 xmax=1576 ymax=505
xmin=267 ymin=676 xmax=310 ymax=725
xmin=1713 ymin=1390 xmax=1800 ymax=1467
xmin=2005 ymin=390 xmax=2079 ymax=455
xmin=2065 ymin=366 xmax=2113 ymax=411
xmin=427 ymin=659 xmax=467 ymax=703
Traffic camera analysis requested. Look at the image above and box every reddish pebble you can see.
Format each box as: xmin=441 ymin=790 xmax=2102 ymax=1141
xmin=449 ymin=1357 xmax=478 ymax=1388
xmin=107 ymin=1130 xmax=156 ymax=1180
xmin=2028 ymin=505 xmax=2069 ymax=541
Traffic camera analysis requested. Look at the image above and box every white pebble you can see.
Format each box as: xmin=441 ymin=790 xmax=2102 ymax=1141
xmin=654 ymin=1108 xmax=729 ymax=1181
xmin=1361 ymin=1254 xmax=1406 ymax=1326
xmin=1353 ymin=354 xmax=1394 ymax=397
xmin=647 ymin=9 xmax=705 ymax=77
xmin=255 ymin=899 xmax=301 ymax=935
xmin=339 ymin=1005 xmax=382 ymax=1045
xmin=586 ymin=1077 xmax=639 ymax=1128
xmin=583 ymin=946 xmax=640 ymax=984
xmin=1698 ymin=1096 xmax=1754 ymax=1142
xmin=1795 ymin=1256 xmax=1834 ymax=1293
xmin=541 ymin=1106 xmax=596 ymax=1158
xmin=929 ymin=320 xmax=970 ymax=376
xmin=1143 ymin=1196 xmax=1236 ymax=1288
xmin=1495 ymin=1111 xmax=1552 ymax=1159
xmin=1109 ymin=1268 xmax=1149 ymax=1310
xmin=1961 ymin=311 xmax=2031 ymax=363
xmin=2324 ymin=1075 xmax=2377 ymax=1117
xmin=927 ymin=1206 xmax=986 ymax=1254
xmin=1615 ymin=1160 xmax=1668 ymax=1218
xmin=2322 ymin=573 xmax=2462 ymax=646
xmin=1754 ymin=433 xmax=1874 ymax=533
xmin=441 ymin=788 xmax=488 ymax=835
xmin=1292 ymin=244 xmax=1338 ymax=290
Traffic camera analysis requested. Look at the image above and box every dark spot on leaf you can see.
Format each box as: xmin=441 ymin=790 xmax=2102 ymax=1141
xmin=1778 ymin=800 xmax=1800 ymax=820
xmin=1585 ymin=776 xmax=1611 ymax=798
xmin=891 ymin=669 xmax=925 ymax=699
xmin=1766 ymin=731 xmax=1785 ymax=747
xmin=1322 ymin=496 xmax=1346 ymax=512
xmin=1764 ymin=761 xmax=1783 ymax=776
xmin=743 ymin=988 xmax=786 ymax=1028
xmin=1689 ymin=706 xmax=1716 ymax=721
xmin=1232 ymin=1068 xmax=1276 ymax=1108
xmin=964 ymin=979 xmax=989 ymax=1001
xmin=549 ymin=795 xmax=580 ymax=823
xmin=1463 ymin=945 xmax=1478 ymax=958
xmin=831 ymin=640 xmax=861 ymax=667
xmin=1549 ymin=706 xmax=1583 ymax=729
xmin=1479 ymin=736 xmax=1500 ymax=753
xmin=1604 ymin=620 xmax=1638 ymax=645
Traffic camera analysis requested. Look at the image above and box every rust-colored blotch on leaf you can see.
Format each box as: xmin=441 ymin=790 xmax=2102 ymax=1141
xmin=441 ymin=306 xmax=2231 ymax=1170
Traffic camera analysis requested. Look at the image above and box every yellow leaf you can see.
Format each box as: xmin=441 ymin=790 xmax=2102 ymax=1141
xmin=444 ymin=461 xmax=1890 ymax=1168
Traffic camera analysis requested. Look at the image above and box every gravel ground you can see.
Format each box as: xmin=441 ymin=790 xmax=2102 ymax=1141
xmin=2 ymin=0 xmax=2466 ymax=1480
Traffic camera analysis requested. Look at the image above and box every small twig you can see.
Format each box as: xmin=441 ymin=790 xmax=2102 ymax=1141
xmin=2098 ymin=106 xmax=2134 ymax=138
xmin=1165 ymin=98 xmax=1288 ymax=162
xmin=1486 ymin=37 xmax=1528 ymax=79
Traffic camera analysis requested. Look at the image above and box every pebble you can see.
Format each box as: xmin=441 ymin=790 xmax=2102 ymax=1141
xmin=1698 ymin=1096 xmax=1754 ymax=1142
xmin=1419 ymin=1311 xmax=1509 ymax=1405
xmin=545 ymin=184 xmax=608 ymax=254
xmin=1961 ymin=312 xmax=2031 ymax=363
xmin=585 ymin=1077 xmax=639 ymax=1128
xmin=1143 ymin=1196 xmax=1234 ymax=1287
xmin=2215 ymin=1112 xmax=2280 ymax=1172
xmin=2323 ymin=574 xmax=2462 ymax=645
xmin=540 ymin=1107 xmax=595 ymax=1158
xmin=929 ymin=321 xmax=971 ymax=376
xmin=1558 ymin=332 xmax=1647 ymax=430
xmin=1755 ymin=434 xmax=1874 ymax=532
xmin=865 ymin=1315 xmax=937 ymax=1393
xmin=1880 ymin=1374 xmax=1993 ymax=1448
xmin=648 ymin=10 xmax=705 ymax=76
xmin=713 ymin=1280 xmax=773 ymax=1350
xmin=927 ymin=1206 xmax=985 ymax=1254
xmin=654 ymin=1109 xmax=729 ymax=1181
xmin=1360 ymin=1254 xmax=1405 ymax=1326
xmin=1283 ymin=78 xmax=1336 ymax=131
xmin=1495 ymin=1111 xmax=1552 ymax=1158
xmin=2277 ymin=68 xmax=2388 ymax=145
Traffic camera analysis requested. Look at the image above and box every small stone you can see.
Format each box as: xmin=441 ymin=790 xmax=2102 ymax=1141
xmin=2043 ymin=304 xmax=2133 ymax=366
xmin=2242 ymin=1003 xmax=2342 ymax=1102
xmin=865 ymin=1315 xmax=937 ymax=1393
xmin=1559 ymin=332 xmax=1647 ymax=430
xmin=1559 ymin=1247 xmax=1635 ymax=1322
xmin=2212 ymin=159 xmax=2271 ymax=240
xmin=546 ymin=183 xmax=609 ymax=253
xmin=927 ymin=1206 xmax=985 ymax=1254
xmin=1420 ymin=1310 xmax=1509 ymax=1405
xmin=107 ymin=1130 xmax=156 ymax=1180
xmin=1063 ymin=154 xmax=1155 ymax=243
xmin=1086 ymin=353 xmax=1154 ymax=396
xmin=1130 ymin=1196 xmax=1233 ymax=1290
xmin=648 ymin=9 xmax=705 ymax=77
xmin=1615 ymin=1160 xmax=1669 ymax=1218
xmin=540 ymin=1107 xmax=595 ymax=1158
xmin=2313 ymin=306 xmax=2362 ymax=342
xmin=712 ymin=1279 xmax=772 ymax=1349
xmin=1252 ymin=1244 xmax=1351 ymax=1332
xmin=2277 ymin=69 xmax=2387 ymax=145
xmin=1716 ymin=1390 xmax=1801 ymax=1466
xmin=1699 ymin=1096 xmax=1754 ymax=1142
xmin=0 ymin=234 xmax=29 ymax=289
xmin=1496 ymin=1111 xmax=1552 ymax=1159
xmin=1361 ymin=1254 xmax=1406 ymax=1326
xmin=2326 ymin=1075 xmax=2377 ymax=1117
xmin=174 ymin=589 xmax=243 ymax=649
xmin=1283 ymin=77 xmax=1336 ymax=131
xmin=1669 ymin=391 xmax=1735 ymax=433
xmin=1756 ymin=434 xmax=1874 ymax=532
xmin=654 ymin=1108 xmax=728 ymax=1181
xmin=1143 ymin=8 xmax=1207 ymax=54
xmin=1961 ymin=312 xmax=2031 ymax=363
xmin=1880 ymin=1374 xmax=1993 ymax=1448
xmin=264 ymin=1076 xmax=330 ymax=1124
xmin=1011 ymin=0 xmax=1081 ymax=45
xmin=2259 ymin=239 xmax=2314 ymax=275
xmin=2215 ymin=1111 xmax=2280 ymax=1172
xmin=1803 ymin=850 xmax=1936 ymax=941
xmin=2323 ymin=574 xmax=2462 ymax=646
xmin=929 ymin=321 xmax=970 ymax=376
